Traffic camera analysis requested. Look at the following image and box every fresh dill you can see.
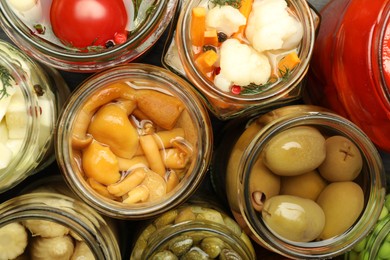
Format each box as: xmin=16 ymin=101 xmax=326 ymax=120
xmin=133 ymin=0 xmax=143 ymax=18
xmin=240 ymin=68 xmax=292 ymax=95
xmin=209 ymin=0 xmax=242 ymax=8
xmin=240 ymin=82 xmax=272 ymax=95
xmin=0 ymin=65 xmax=14 ymax=100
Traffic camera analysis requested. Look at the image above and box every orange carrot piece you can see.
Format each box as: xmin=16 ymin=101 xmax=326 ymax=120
xmin=190 ymin=7 xmax=207 ymax=47
xmin=204 ymin=29 xmax=219 ymax=47
xmin=195 ymin=50 xmax=219 ymax=78
xmin=232 ymin=0 xmax=254 ymax=41
xmin=277 ymin=51 xmax=301 ymax=77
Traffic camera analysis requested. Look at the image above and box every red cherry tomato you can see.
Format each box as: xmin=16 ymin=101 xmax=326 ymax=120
xmin=50 ymin=0 xmax=128 ymax=49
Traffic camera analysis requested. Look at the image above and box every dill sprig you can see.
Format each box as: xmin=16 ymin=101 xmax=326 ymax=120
xmin=240 ymin=82 xmax=272 ymax=95
xmin=133 ymin=0 xmax=143 ymax=18
xmin=240 ymin=68 xmax=292 ymax=95
xmin=0 ymin=65 xmax=14 ymax=100
xmin=209 ymin=0 xmax=242 ymax=8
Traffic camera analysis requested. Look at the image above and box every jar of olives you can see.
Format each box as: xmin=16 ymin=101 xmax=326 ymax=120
xmin=0 ymin=39 xmax=70 ymax=193
xmin=163 ymin=0 xmax=319 ymax=120
xmin=212 ymin=105 xmax=386 ymax=259
xmin=0 ymin=0 xmax=179 ymax=72
xmin=0 ymin=176 xmax=122 ymax=259
xmin=130 ymin=200 xmax=256 ymax=259
xmin=55 ymin=63 xmax=213 ymax=219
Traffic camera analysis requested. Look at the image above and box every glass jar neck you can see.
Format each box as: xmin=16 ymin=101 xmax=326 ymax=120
xmin=239 ymin=108 xmax=386 ymax=259
xmin=0 ymin=193 xmax=121 ymax=259
xmin=0 ymin=48 xmax=40 ymax=191
xmin=142 ymin=221 xmax=253 ymax=259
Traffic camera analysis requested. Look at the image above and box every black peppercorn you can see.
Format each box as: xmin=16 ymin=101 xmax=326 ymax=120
xmin=217 ymin=32 xmax=228 ymax=43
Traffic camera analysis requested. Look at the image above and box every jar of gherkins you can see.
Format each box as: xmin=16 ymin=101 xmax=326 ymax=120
xmin=212 ymin=105 xmax=386 ymax=259
xmin=130 ymin=200 xmax=256 ymax=259
xmin=0 ymin=176 xmax=122 ymax=259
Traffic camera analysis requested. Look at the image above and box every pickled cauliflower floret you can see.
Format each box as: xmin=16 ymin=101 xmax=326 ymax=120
xmin=214 ymin=39 xmax=271 ymax=91
xmin=245 ymin=0 xmax=303 ymax=52
xmin=205 ymin=5 xmax=246 ymax=37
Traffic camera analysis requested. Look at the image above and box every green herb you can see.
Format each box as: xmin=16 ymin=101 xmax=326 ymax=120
xmin=240 ymin=82 xmax=272 ymax=95
xmin=278 ymin=66 xmax=292 ymax=82
xmin=133 ymin=0 xmax=143 ymax=19
xmin=209 ymin=0 xmax=242 ymax=8
xmin=240 ymin=66 xmax=294 ymax=95
xmin=0 ymin=65 xmax=14 ymax=100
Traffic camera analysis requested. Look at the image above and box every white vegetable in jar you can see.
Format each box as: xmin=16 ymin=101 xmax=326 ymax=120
xmin=214 ymin=39 xmax=271 ymax=91
xmin=245 ymin=0 xmax=303 ymax=52
xmin=205 ymin=5 xmax=246 ymax=37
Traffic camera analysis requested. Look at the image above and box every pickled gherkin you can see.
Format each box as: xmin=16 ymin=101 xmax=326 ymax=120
xmin=130 ymin=204 xmax=255 ymax=259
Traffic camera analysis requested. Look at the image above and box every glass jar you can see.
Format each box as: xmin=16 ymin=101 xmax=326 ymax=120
xmin=130 ymin=200 xmax=256 ymax=259
xmin=212 ymin=105 xmax=386 ymax=259
xmin=0 ymin=176 xmax=122 ymax=259
xmin=304 ymin=0 xmax=390 ymax=152
xmin=163 ymin=0 xmax=319 ymax=120
xmin=0 ymin=0 xmax=179 ymax=72
xmin=0 ymin=39 xmax=70 ymax=193
xmin=55 ymin=63 xmax=213 ymax=219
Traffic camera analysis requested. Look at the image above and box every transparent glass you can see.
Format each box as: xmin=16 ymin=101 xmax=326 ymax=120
xmin=163 ymin=0 xmax=320 ymax=120
xmin=55 ymin=63 xmax=213 ymax=219
xmin=344 ymin=192 xmax=390 ymax=260
xmin=0 ymin=0 xmax=179 ymax=72
xmin=130 ymin=201 xmax=256 ymax=259
xmin=0 ymin=176 xmax=122 ymax=259
xmin=0 ymin=39 xmax=70 ymax=193
xmin=212 ymin=105 xmax=386 ymax=259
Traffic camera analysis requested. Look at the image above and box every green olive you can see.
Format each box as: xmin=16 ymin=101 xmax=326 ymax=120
xmin=318 ymin=135 xmax=363 ymax=182
xmin=280 ymin=170 xmax=327 ymax=201
xmin=263 ymin=126 xmax=326 ymax=176
xmin=316 ymin=181 xmax=364 ymax=240
xmin=249 ymin=157 xmax=280 ymax=205
xmin=262 ymin=195 xmax=325 ymax=242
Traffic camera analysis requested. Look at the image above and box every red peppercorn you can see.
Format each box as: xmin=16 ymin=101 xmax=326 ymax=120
xmin=231 ymin=85 xmax=241 ymax=95
xmin=114 ymin=32 xmax=127 ymax=45
xmin=214 ymin=67 xmax=221 ymax=75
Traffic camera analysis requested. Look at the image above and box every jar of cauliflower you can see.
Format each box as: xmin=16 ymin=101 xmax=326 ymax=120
xmin=0 ymin=39 xmax=70 ymax=193
xmin=211 ymin=105 xmax=386 ymax=259
xmin=163 ymin=0 xmax=319 ymax=120
xmin=55 ymin=63 xmax=213 ymax=219
xmin=0 ymin=176 xmax=122 ymax=260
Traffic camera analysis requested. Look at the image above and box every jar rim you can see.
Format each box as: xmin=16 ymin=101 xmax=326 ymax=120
xmin=0 ymin=0 xmax=179 ymax=71
xmin=175 ymin=0 xmax=316 ymax=103
xmin=237 ymin=105 xmax=386 ymax=258
xmin=0 ymin=40 xmax=56 ymax=192
xmin=55 ymin=63 xmax=213 ymax=219
xmin=141 ymin=220 xmax=255 ymax=259
xmin=0 ymin=192 xmax=121 ymax=259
